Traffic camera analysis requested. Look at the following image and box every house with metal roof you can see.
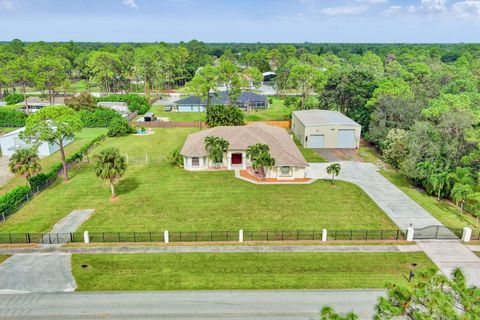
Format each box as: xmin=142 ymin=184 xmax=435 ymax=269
xmin=0 ymin=127 xmax=74 ymax=157
xmin=180 ymin=123 xmax=308 ymax=180
xmin=174 ymin=91 xmax=268 ymax=112
xmin=291 ymin=110 xmax=361 ymax=149
xmin=97 ymin=102 xmax=130 ymax=115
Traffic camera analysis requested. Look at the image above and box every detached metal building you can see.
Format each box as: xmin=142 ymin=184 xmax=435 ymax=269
xmin=291 ymin=110 xmax=361 ymax=149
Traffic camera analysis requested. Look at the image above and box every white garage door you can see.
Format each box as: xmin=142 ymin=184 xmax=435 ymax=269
xmin=308 ymin=135 xmax=324 ymax=148
xmin=337 ymin=129 xmax=356 ymax=148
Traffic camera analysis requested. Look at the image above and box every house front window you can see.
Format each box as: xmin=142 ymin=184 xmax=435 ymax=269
xmin=192 ymin=157 xmax=200 ymax=167
xmin=280 ymin=166 xmax=291 ymax=176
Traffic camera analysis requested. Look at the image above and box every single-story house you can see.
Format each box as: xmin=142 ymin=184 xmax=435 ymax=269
xmin=180 ymin=123 xmax=308 ymax=180
xmin=291 ymin=110 xmax=361 ymax=149
xmin=97 ymin=102 xmax=130 ymax=116
xmin=0 ymin=127 xmax=74 ymax=157
xmin=174 ymin=91 xmax=269 ymax=112
xmin=23 ymin=97 xmax=66 ymax=113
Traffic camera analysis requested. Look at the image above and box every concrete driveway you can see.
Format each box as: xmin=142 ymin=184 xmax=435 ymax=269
xmin=306 ymin=162 xmax=443 ymax=230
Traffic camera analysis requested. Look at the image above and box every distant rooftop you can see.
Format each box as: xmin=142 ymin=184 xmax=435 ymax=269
xmin=175 ymin=91 xmax=267 ymax=105
xmin=292 ymin=110 xmax=361 ymax=127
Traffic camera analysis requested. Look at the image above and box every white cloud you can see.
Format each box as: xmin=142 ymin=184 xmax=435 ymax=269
xmin=354 ymin=0 xmax=388 ymax=4
xmin=420 ymin=0 xmax=447 ymax=13
xmin=123 ymin=0 xmax=138 ymax=9
xmin=452 ymin=1 xmax=480 ymax=18
xmin=0 ymin=0 xmax=13 ymax=10
xmin=320 ymin=6 xmax=368 ymax=15
xmin=382 ymin=5 xmax=402 ymax=15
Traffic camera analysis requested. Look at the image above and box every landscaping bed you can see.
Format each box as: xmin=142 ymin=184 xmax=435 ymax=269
xmin=72 ymin=252 xmax=435 ymax=290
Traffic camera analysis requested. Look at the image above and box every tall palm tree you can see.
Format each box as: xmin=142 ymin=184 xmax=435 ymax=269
xmin=204 ymin=136 xmax=229 ymax=164
xmin=93 ymin=148 xmax=127 ymax=198
xmin=326 ymin=163 xmax=341 ymax=185
xmin=450 ymin=183 xmax=472 ymax=213
xmin=429 ymin=172 xmax=449 ymax=201
xmin=251 ymin=150 xmax=275 ymax=175
xmin=9 ymin=148 xmax=41 ymax=187
xmin=246 ymin=144 xmax=269 ymax=161
xmin=448 ymin=167 xmax=475 ymax=187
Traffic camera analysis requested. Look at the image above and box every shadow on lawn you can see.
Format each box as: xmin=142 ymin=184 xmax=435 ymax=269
xmin=116 ymin=177 xmax=140 ymax=195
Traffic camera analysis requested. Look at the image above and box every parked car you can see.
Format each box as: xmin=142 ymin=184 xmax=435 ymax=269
xmin=164 ymin=105 xmax=173 ymax=112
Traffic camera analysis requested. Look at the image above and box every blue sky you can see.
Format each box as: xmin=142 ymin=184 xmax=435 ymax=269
xmin=0 ymin=0 xmax=479 ymax=42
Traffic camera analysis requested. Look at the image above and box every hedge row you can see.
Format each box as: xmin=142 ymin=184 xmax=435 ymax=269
xmin=5 ymin=93 xmax=24 ymax=105
xmin=97 ymin=94 xmax=150 ymax=115
xmin=0 ymin=186 xmax=31 ymax=216
xmin=0 ymin=109 xmax=27 ymax=126
xmin=79 ymin=108 xmax=122 ymax=127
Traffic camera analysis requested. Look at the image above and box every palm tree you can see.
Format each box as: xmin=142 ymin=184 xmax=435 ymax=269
xmin=246 ymin=144 xmax=269 ymax=161
xmin=429 ymin=172 xmax=449 ymax=201
xmin=204 ymin=136 xmax=229 ymax=164
xmin=326 ymin=163 xmax=341 ymax=185
xmin=448 ymin=167 xmax=475 ymax=187
xmin=93 ymin=148 xmax=127 ymax=198
xmin=450 ymin=183 xmax=472 ymax=213
xmin=9 ymin=148 xmax=41 ymax=187
xmin=251 ymin=150 xmax=275 ymax=175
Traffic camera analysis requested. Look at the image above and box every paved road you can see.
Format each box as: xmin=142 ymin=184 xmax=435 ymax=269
xmin=0 ymin=244 xmax=422 ymax=255
xmin=306 ymin=162 xmax=443 ymax=230
xmin=0 ymin=253 xmax=76 ymax=294
xmin=0 ymin=290 xmax=384 ymax=319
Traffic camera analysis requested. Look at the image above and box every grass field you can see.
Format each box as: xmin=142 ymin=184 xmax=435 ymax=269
xmin=147 ymin=97 xmax=291 ymax=122
xmin=0 ymin=255 xmax=10 ymax=264
xmin=72 ymin=252 xmax=435 ymax=290
xmin=0 ymin=128 xmax=395 ymax=233
xmin=0 ymin=128 xmax=108 ymax=193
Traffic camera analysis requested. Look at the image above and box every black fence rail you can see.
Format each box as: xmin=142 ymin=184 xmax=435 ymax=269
xmin=0 ymin=229 xmax=408 ymax=244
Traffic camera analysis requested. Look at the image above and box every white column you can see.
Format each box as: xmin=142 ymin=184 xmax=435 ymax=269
xmin=83 ymin=231 xmax=90 ymax=244
xmin=242 ymin=153 xmax=247 ymax=170
xmin=322 ymin=229 xmax=328 ymax=242
xmin=164 ymin=230 xmax=169 ymax=244
xmin=462 ymin=227 xmax=472 ymax=242
xmin=239 ymin=230 xmax=244 ymax=243
xmin=227 ymin=154 xmax=232 ymax=170
xmin=406 ymin=227 xmax=414 ymax=242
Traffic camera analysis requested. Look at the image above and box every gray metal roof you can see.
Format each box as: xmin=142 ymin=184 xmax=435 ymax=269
xmin=292 ymin=110 xmax=361 ymax=127
xmin=175 ymin=91 xmax=267 ymax=106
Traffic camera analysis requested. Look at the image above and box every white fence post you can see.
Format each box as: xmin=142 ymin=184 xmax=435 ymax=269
xmin=406 ymin=227 xmax=415 ymax=242
xmin=239 ymin=230 xmax=244 ymax=243
xmin=462 ymin=227 xmax=472 ymax=242
xmin=322 ymin=229 xmax=328 ymax=242
xmin=164 ymin=230 xmax=169 ymax=244
xmin=83 ymin=231 xmax=90 ymax=244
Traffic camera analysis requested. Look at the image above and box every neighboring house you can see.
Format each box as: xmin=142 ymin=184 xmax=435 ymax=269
xmin=174 ymin=91 xmax=269 ymax=112
xmin=23 ymin=97 xmax=66 ymax=113
xmin=180 ymin=123 xmax=308 ymax=180
xmin=0 ymin=127 xmax=74 ymax=157
xmin=97 ymin=102 xmax=130 ymax=116
xmin=291 ymin=110 xmax=361 ymax=149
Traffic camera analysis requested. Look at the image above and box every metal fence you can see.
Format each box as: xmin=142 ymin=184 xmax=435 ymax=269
xmin=131 ymin=121 xmax=205 ymax=128
xmin=0 ymin=229 xmax=407 ymax=244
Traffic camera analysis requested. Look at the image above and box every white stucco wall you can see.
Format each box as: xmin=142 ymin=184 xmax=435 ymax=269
xmin=0 ymin=130 xmax=73 ymax=157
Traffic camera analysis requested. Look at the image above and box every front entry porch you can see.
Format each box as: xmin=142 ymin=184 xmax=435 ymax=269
xmin=227 ymin=152 xmax=246 ymax=170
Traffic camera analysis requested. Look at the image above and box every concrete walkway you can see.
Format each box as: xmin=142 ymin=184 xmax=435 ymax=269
xmin=0 ymin=290 xmax=384 ymax=319
xmin=0 ymin=244 xmax=422 ymax=255
xmin=48 ymin=209 xmax=94 ymax=235
xmin=0 ymin=253 xmax=76 ymax=294
xmin=306 ymin=162 xmax=480 ymax=286
xmin=306 ymin=162 xmax=443 ymax=230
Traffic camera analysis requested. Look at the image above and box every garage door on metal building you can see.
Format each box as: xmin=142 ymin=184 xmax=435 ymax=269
xmin=308 ymin=135 xmax=324 ymax=148
xmin=337 ymin=129 xmax=356 ymax=148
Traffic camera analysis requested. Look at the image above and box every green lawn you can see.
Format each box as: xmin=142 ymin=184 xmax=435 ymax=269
xmin=0 ymin=128 xmax=395 ymax=233
xmin=0 ymin=127 xmax=20 ymax=135
xmin=72 ymin=252 xmax=435 ymax=291
xmin=146 ymin=97 xmax=291 ymax=122
xmin=0 ymin=255 xmax=10 ymax=264
xmin=0 ymin=128 xmax=107 ymax=193
xmin=381 ymin=170 xmax=479 ymax=231
xmin=294 ymin=136 xmax=326 ymax=162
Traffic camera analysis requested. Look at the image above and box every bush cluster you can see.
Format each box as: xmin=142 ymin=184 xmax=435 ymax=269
xmin=98 ymin=94 xmax=150 ymax=114
xmin=107 ymin=118 xmax=135 ymax=137
xmin=79 ymin=108 xmax=122 ymax=127
xmin=5 ymin=93 xmax=24 ymax=105
xmin=0 ymin=186 xmax=31 ymax=215
xmin=0 ymin=109 xmax=27 ymax=126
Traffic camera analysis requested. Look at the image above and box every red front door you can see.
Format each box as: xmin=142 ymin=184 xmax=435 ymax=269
xmin=231 ymin=153 xmax=242 ymax=165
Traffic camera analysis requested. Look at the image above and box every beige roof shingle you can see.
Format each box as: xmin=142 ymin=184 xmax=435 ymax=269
xmin=180 ymin=123 xmax=308 ymax=167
